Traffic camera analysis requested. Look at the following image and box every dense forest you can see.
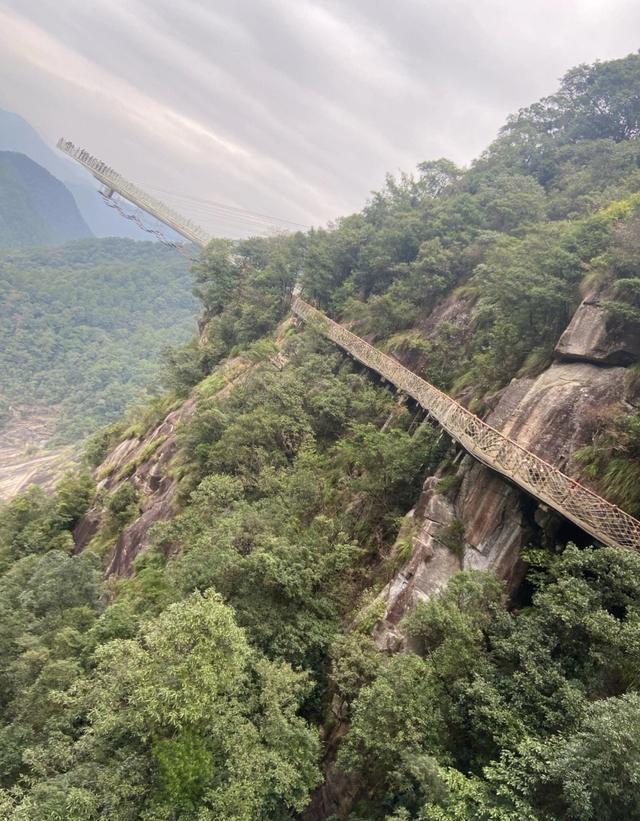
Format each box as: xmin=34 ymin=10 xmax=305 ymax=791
xmin=0 ymin=238 xmax=197 ymax=441
xmin=1 ymin=53 xmax=640 ymax=819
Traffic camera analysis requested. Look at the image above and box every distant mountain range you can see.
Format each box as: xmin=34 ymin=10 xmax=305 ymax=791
xmin=0 ymin=108 xmax=165 ymax=240
xmin=0 ymin=150 xmax=92 ymax=247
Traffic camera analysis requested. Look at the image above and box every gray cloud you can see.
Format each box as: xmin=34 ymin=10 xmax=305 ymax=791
xmin=0 ymin=0 xmax=638 ymax=237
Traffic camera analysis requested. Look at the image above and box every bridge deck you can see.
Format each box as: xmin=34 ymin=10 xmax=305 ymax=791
xmin=57 ymin=139 xmax=211 ymax=247
xmin=292 ymin=296 xmax=640 ymax=552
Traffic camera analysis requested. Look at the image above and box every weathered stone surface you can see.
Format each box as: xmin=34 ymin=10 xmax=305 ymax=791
xmin=491 ymin=361 xmax=627 ymax=474
xmin=458 ymin=459 xmax=529 ymax=585
xmin=74 ymin=396 xmax=198 ymax=572
xmin=374 ymin=477 xmax=459 ymax=649
xmin=105 ymin=489 xmax=180 ymax=576
xmin=72 ymin=507 xmax=101 ymax=550
xmin=75 ymin=353 xmax=256 ymax=577
xmin=555 ymin=293 xmax=640 ymax=365
xmin=374 ymin=462 xmax=530 ymax=649
xmin=374 ymin=339 xmax=628 ymax=645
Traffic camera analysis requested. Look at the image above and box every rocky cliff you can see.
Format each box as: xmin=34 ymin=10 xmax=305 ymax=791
xmin=374 ymin=291 xmax=637 ymax=647
xmin=77 ymin=288 xmax=637 ymax=625
xmin=74 ymin=355 xmax=253 ymax=575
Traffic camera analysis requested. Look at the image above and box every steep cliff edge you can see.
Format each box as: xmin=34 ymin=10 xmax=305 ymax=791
xmin=78 ymin=282 xmax=637 ymax=624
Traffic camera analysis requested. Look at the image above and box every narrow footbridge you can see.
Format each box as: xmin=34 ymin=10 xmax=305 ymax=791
xmin=52 ymin=135 xmax=640 ymax=552
xmin=57 ymin=139 xmax=212 ymax=246
xmin=292 ymin=296 xmax=640 ymax=552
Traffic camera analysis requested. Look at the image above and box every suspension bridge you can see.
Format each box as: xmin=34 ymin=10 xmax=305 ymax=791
xmin=57 ymin=139 xmax=212 ymax=246
xmin=57 ymin=137 xmax=640 ymax=552
xmin=57 ymin=139 xmax=309 ymax=243
xmin=292 ymin=296 xmax=640 ymax=553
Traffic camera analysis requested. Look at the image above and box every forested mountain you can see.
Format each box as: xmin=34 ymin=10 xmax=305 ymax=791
xmin=0 ymin=151 xmax=92 ymax=248
xmin=0 ymin=238 xmax=197 ymax=440
xmin=1 ymin=53 xmax=640 ymax=820
xmin=0 ymin=108 xmax=151 ymax=239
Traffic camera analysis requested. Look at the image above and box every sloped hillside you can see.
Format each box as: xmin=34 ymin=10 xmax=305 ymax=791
xmin=1 ymin=53 xmax=640 ymax=821
xmin=0 ymin=151 xmax=91 ymax=247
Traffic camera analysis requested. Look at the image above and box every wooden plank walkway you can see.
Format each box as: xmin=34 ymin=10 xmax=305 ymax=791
xmin=292 ymin=295 xmax=640 ymax=552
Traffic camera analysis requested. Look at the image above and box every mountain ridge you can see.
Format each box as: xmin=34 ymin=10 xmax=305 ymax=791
xmin=0 ymin=150 xmax=92 ymax=247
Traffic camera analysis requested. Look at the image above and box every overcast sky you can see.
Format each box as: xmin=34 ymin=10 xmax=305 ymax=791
xmin=0 ymin=0 xmax=639 ymax=236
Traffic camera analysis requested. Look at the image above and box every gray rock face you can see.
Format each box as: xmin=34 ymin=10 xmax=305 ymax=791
xmin=375 ymin=316 xmax=629 ymax=645
xmin=104 ymin=398 xmax=197 ymax=577
xmin=74 ymin=396 xmax=198 ymax=576
xmin=375 ymin=463 xmax=531 ymax=649
xmin=74 ymin=353 xmax=257 ymax=577
xmin=490 ymin=361 xmax=627 ymax=473
xmin=555 ymin=293 xmax=640 ymax=366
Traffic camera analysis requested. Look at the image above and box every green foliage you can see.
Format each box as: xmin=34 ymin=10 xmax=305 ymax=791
xmin=0 ymin=151 xmax=91 ymax=248
xmin=435 ymin=471 xmax=462 ymax=498
xmin=163 ymin=234 xmax=299 ymax=393
xmin=340 ymin=545 xmax=640 ymax=817
xmin=575 ymin=407 xmax=640 ymax=515
xmin=0 ymin=478 xmax=102 ymax=791
xmin=329 ymin=632 xmax=383 ymax=707
xmin=0 ymin=473 xmax=94 ymax=571
xmin=486 ymin=692 xmax=640 ymax=821
xmin=159 ymin=337 xmax=446 ymax=684
xmin=0 ymin=590 xmax=321 ymax=820
xmin=0 ymin=238 xmax=197 ymax=442
xmin=436 ymin=518 xmax=465 ymax=557
xmin=105 ymin=483 xmax=139 ymax=530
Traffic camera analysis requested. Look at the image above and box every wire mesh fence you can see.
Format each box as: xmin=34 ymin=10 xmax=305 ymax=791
xmin=292 ymin=296 xmax=640 ymax=552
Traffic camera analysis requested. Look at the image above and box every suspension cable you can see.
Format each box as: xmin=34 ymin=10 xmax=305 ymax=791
xmin=100 ymin=191 xmax=199 ymax=262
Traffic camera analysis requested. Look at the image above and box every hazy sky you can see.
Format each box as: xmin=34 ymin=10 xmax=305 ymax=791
xmin=0 ymin=0 xmax=639 ymax=235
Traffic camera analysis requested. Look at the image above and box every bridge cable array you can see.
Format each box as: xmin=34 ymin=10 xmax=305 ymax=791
xmin=99 ymin=193 xmax=199 ymax=262
xmin=134 ymin=182 xmax=311 ymax=235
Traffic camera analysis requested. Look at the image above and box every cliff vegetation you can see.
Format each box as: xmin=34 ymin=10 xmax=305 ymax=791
xmin=1 ymin=53 xmax=640 ymax=820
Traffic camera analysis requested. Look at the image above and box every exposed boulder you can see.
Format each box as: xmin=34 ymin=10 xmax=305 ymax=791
xmin=555 ymin=291 xmax=640 ymax=366
xmin=491 ymin=361 xmax=627 ymax=473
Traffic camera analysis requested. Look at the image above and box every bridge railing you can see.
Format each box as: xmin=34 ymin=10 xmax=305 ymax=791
xmin=57 ymin=139 xmax=211 ymax=247
xmin=292 ymin=296 xmax=640 ymax=552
